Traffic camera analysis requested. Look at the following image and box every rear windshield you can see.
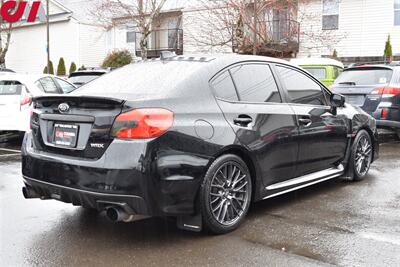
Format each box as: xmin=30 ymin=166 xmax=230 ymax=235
xmin=0 ymin=80 xmax=22 ymax=95
xmin=303 ymin=68 xmax=326 ymax=80
xmin=334 ymin=68 xmax=393 ymax=86
xmin=69 ymin=75 xmax=100 ymax=85
xmin=72 ymin=61 xmax=205 ymax=98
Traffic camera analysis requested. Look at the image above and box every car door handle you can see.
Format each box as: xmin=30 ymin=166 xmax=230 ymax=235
xmin=234 ymin=115 xmax=253 ymax=127
xmin=298 ymin=117 xmax=312 ymax=127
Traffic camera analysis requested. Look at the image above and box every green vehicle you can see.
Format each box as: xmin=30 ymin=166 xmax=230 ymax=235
xmin=290 ymin=58 xmax=344 ymax=87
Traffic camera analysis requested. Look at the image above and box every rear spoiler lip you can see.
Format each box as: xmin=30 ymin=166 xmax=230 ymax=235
xmin=33 ymin=95 xmax=125 ymax=105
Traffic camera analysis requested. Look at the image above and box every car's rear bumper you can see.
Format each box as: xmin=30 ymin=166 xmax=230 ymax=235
xmin=21 ymin=132 xmax=211 ymax=217
xmin=23 ymin=176 xmax=149 ymax=215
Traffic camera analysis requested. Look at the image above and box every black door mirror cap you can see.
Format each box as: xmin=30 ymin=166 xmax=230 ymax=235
xmin=331 ymin=93 xmax=345 ymax=108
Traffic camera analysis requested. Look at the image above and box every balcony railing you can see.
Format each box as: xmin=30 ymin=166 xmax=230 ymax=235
xmin=135 ymin=29 xmax=183 ymax=58
xmin=233 ymin=19 xmax=300 ymax=57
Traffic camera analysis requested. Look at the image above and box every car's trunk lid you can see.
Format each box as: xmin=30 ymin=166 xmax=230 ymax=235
xmin=31 ymin=96 xmax=125 ymax=159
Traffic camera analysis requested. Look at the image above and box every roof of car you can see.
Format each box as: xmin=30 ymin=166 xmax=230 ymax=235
xmin=290 ymin=57 xmax=344 ymax=68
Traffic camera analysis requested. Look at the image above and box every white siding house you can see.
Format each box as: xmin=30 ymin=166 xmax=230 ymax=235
xmin=5 ymin=0 xmax=108 ymax=74
xmin=298 ymin=0 xmax=400 ymax=61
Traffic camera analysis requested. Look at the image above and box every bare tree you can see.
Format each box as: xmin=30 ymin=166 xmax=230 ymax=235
xmin=185 ymin=0 xmax=344 ymax=58
xmin=90 ymin=0 xmax=167 ymax=59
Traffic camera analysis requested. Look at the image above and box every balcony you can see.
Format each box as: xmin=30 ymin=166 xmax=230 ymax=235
xmin=233 ymin=19 xmax=300 ymax=57
xmin=135 ymin=29 xmax=183 ymax=58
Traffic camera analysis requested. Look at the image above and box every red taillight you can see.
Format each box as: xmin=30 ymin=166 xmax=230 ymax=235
xmin=371 ymin=86 xmax=400 ymax=97
xmin=20 ymin=93 xmax=32 ymax=107
xmin=381 ymin=108 xmax=389 ymax=120
xmin=112 ymin=108 xmax=174 ymax=139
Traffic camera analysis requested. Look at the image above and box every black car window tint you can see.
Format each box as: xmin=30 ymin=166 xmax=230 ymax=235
xmin=230 ymin=64 xmax=281 ymax=103
xmin=211 ymin=70 xmax=238 ymax=101
xmin=277 ymin=65 xmax=326 ymax=105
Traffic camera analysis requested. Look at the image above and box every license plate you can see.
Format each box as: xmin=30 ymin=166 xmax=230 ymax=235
xmin=53 ymin=123 xmax=79 ymax=147
xmin=345 ymin=95 xmax=365 ymax=106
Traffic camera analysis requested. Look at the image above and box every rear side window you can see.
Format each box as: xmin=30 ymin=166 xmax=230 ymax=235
xmin=55 ymin=78 xmax=76 ymax=93
xmin=0 ymin=80 xmax=22 ymax=95
xmin=37 ymin=77 xmax=59 ymax=93
xmin=211 ymin=70 xmax=238 ymax=101
xmin=333 ymin=67 xmax=342 ymax=79
xmin=303 ymin=67 xmax=326 ymax=80
xmin=230 ymin=64 xmax=281 ymax=103
xmin=276 ymin=65 xmax=326 ymax=105
xmin=335 ymin=68 xmax=393 ymax=85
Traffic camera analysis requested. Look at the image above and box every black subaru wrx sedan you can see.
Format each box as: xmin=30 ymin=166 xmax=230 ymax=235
xmin=22 ymin=55 xmax=379 ymax=234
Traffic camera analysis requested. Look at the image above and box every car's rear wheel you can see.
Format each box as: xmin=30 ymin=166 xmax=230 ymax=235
xmin=350 ymin=130 xmax=373 ymax=181
xmin=200 ymin=154 xmax=252 ymax=234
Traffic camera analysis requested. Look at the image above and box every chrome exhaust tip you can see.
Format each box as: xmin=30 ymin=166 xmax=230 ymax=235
xmin=106 ymin=207 xmax=135 ymax=222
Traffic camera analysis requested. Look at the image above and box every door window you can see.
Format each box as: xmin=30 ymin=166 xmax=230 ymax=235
xmin=55 ymin=78 xmax=76 ymax=93
xmin=230 ymin=64 xmax=281 ymax=103
xmin=211 ymin=70 xmax=238 ymax=101
xmin=276 ymin=65 xmax=327 ymax=105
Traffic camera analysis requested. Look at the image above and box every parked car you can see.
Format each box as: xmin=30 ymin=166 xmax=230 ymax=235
xmin=68 ymin=68 xmax=110 ymax=87
xmin=22 ymin=55 xmax=378 ymax=234
xmin=291 ymin=58 xmax=344 ymax=87
xmin=331 ymin=65 xmax=400 ymax=138
xmin=0 ymin=74 xmax=76 ymax=133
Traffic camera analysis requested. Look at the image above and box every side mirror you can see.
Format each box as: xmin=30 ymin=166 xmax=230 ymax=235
xmin=331 ymin=93 xmax=345 ymax=108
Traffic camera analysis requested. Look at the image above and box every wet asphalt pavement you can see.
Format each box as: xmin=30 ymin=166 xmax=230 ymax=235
xmin=1 ymin=138 xmax=400 ymax=266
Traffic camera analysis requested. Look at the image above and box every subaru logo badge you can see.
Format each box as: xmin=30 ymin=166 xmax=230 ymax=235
xmin=58 ymin=103 xmax=70 ymax=113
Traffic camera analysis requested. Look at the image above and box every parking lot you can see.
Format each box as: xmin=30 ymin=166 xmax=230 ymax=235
xmin=1 ymin=138 xmax=400 ymax=266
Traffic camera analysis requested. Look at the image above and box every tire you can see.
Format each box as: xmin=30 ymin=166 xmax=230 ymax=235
xmin=349 ymin=130 xmax=373 ymax=181
xmin=199 ymin=154 xmax=252 ymax=234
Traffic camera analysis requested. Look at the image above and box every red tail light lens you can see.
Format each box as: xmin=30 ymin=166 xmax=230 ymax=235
xmin=112 ymin=108 xmax=174 ymax=139
xmin=371 ymin=87 xmax=385 ymax=95
xmin=371 ymin=86 xmax=400 ymax=97
xmin=381 ymin=108 xmax=389 ymax=120
xmin=20 ymin=93 xmax=32 ymax=107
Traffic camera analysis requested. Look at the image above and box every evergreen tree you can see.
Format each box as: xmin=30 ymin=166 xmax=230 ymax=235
xmin=57 ymin=57 xmax=66 ymax=76
xmin=332 ymin=49 xmax=338 ymax=59
xmin=43 ymin=66 xmax=48 ymax=74
xmin=69 ymin=62 xmax=77 ymax=74
xmin=48 ymin=61 xmax=54 ymax=75
xmin=384 ymin=34 xmax=393 ymax=62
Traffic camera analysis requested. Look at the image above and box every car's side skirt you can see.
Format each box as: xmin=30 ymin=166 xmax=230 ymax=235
xmin=263 ymin=164 xmax=344 ymax=200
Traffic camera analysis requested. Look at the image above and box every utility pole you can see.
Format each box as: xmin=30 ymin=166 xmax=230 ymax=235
xmin=252 ymin=0 xmax=257 ymax=55
xmin=46 ymin=0 xmax=50 ymax=72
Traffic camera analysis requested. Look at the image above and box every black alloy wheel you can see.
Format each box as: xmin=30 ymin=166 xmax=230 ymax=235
xmin=200 ymin=154 xmax=252 ymax=234
xmin=351 ymin=130 xmax=373 ymax=181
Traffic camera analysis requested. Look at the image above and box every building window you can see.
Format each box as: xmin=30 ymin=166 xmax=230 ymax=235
xmin=395 ymin=0 xmax=400 ymax=25
xmin=322 ymin=0 xmax=339 ymax=30
xmin=126 ymin=31 xmax=135 ymax=43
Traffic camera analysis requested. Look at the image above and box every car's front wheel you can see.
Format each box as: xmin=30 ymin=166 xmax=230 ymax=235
xmin=350 ymin=130 xmax=373 ymax=181
xmin=200 ymin=154 xmax=252 ymax=234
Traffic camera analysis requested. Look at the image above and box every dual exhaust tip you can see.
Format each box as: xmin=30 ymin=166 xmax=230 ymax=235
xmin=22 ymin=187 xmax=135 ymax=222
